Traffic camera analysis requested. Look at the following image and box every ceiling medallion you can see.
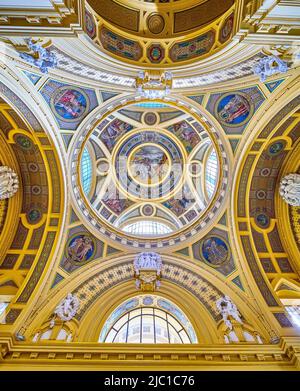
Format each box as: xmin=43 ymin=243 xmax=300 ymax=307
xmin=136 ymin=71 xmax=172 ymax=100
xmin=114 ymin=130 xmax=184 ymax=200
xmin=147 ymin=13 xmax=165 ymax=35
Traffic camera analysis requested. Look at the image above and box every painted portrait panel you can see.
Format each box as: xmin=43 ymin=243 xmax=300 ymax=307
xmin=201 ymin=236 xmax=230 ymax=266
xmin=100 ymin=119 xmax=133 ymax=151
xmin=51 ymin=87 xmax=88 ymax=121
xmin=216 ymin=93 xmax=253 ymax=126
xmin=168 ymin=121 xmax=200 ymax=153
xmin=66 ymin=234 xmax=95 ymax=264
xmin=130 ymin=145 xmax=169 ymax=185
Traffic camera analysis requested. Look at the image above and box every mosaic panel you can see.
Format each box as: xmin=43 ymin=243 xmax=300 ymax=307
xmin=60 ymin=225 xmax=104 ymax=274
xmin=265 ymin=79 xmax=285 ymax=93
xmin=169 ymin=30 xmax=215 ymax=63
xmin=17 ymin=232 xmax=57 ymax=303
xmin=240 ymin=236 xmax=278 ymax=307
xmin=40 ymin=80 xmax=98 ymax=130
xmin=219 ymin=12 xmax=234 ymax=44
xmin=192 ymin=228 xmax=235 ymax=276
xmin=3 ymin=309 xmax=22 ymax=324
xmin=73 ymin=261 xmax=223 ymax=322
xmin=206 ymin=87 xmax=265 ymax=135
xmin=147 ymin=44 xmax=165 ymax=63
xmin=100 ymin=26 xmax=142 ymax=61
xmin=84 ymin=9 xmax=96 ymax=39
xmin=173 ymin=0 xmax=234 ymax=33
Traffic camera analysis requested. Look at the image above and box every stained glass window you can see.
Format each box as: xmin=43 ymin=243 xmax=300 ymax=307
xmin=123 ymin=221 xmax=172 ymax=236
xmin=205 ymin=149 xmax=218 ymax=198
xmin=99 ymin=295 xmax=197 ymax=344
xmin=80 ymin=147 xmax=92 ymax=195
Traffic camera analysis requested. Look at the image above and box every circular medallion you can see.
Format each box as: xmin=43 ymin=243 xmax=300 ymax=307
xmin=256 ymin=190 xmax=266 ymax=200
xmin=268 ymin=140 xmax=286 ymax=156
xmin=31 ymin=185 xmax=41 ymax=195
xmin=15 ymin=134 xmax=33 ymax=150
xmin=85 ymin=10 xmax=96 ymax=39
xmin=255 ymin=213 xmax=270 ymax=228
xmin=260 ymin=168 xmax=271 ymax=177
xmin=216 ymin=93 xmax=253 ymax=126
xmin=141 ymin=204 xmax=155 ymax=217
xmin=27 ymin=208 xmax=42 ymax=224
xmin=189 ymin=161 xmax=202 ymax=177
xmin=28 ymin=162 xmax=39 ymax=173
xmin=97 ymin=158 xmax=110 ymax=176
xmin=51 ymin=87 xmax=89 ymax=122
xmin=115 ymin=130 xmax=183 ymax=200
xmin=147 ymin=13 xmax=165 ymax=34
xmin=65 ymin=233 xmax=96 ymax=265
xmin=128 ymin=144 xmax=170 ymax=186
xmin=200 ymin=235 xmax=230 ymax=267
xmin=144 ymin=112 xmax=158 ymax=126
xmin=143 ymin=296 xmax=154 ymax=306
xmin=147 ymin=44 xmax=165 ymax=63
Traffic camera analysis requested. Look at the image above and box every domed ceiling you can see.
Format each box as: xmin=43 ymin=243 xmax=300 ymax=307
xmin=84 ymin=0 xmax=237 ymax=67
xmin=71 ymin=100 xmax=229 ymax=249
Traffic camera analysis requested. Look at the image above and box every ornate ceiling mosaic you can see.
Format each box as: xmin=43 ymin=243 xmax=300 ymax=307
xmin=84 ymin=0 xmax=236 ymax=66
xmin=71 ymin=100 xmax=229 ymax=248
xmin=1 ymin=0 xmax=300 ymax=371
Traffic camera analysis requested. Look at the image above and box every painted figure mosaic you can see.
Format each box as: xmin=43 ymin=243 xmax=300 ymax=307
xmin=201 ymin=236 xmax=229 ymax=266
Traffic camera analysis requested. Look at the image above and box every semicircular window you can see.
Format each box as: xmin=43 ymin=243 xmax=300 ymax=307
xmin=205 ymin=149 xmax=218 ymax=198
xmin=122 ymin=221 xmax=172 ymax=236
xmin=80 ymin=147 xmax=92 ymax=196
xmin=99 ymin=295 xmax=197 ymax=344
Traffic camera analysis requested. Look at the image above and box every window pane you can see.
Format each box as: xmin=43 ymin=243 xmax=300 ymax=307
xmin=168 ymin=324 xmax=182 ymax=343
xmin=105 ymin=329 xmax=117 ymax=343
xmin=179 ymin=330 xmax=191 ymax=344
xmin=155 ymin=317 xmax=169 ymax=343
xmin=205 ymin=149 xmax=218 ymax=198
xmin=141 ymin=315 xmax=154 ymax=343
xmin=286 ymin=306 xmax=300 ymax=327
xmin=167 ymin=314 xmax=182 ymax=331
xmin=123 ymin=221 xmax=172 ymax=236
xmin=114 ymin=323 xmax=128 ymax=343
xmin=129 ymin=309 xmax=142 ymax=319
xmin=113 ymin=313 xmax=128 ymax=331
xmin=154 ymin=309 xmax=166 ymax=319
xmin=142 ymin=307 xmax=154 ymax=315
xmin=0 ymin=302 xmax=8 ymax=317
xmin=80 ymin=147 xmax=92 ymax=195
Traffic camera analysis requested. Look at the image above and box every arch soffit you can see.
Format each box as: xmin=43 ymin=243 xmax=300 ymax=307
xmin=24 ymin=254 xmax=272 ymax=341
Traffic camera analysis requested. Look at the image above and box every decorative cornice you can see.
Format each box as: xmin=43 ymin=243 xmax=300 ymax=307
xmin=1 ymin=336 xmax=300 ymax=369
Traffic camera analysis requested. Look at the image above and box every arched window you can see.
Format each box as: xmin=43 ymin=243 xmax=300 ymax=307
xmin=205 ymin=149 xmax=218 ymax=198
xmin=80 ymin=147 xmax=92 ymax=195
xmin=122 ymin=221 xmax=172 ymax=236
xmin=99 ymin=295 xmax=197 ymax=344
